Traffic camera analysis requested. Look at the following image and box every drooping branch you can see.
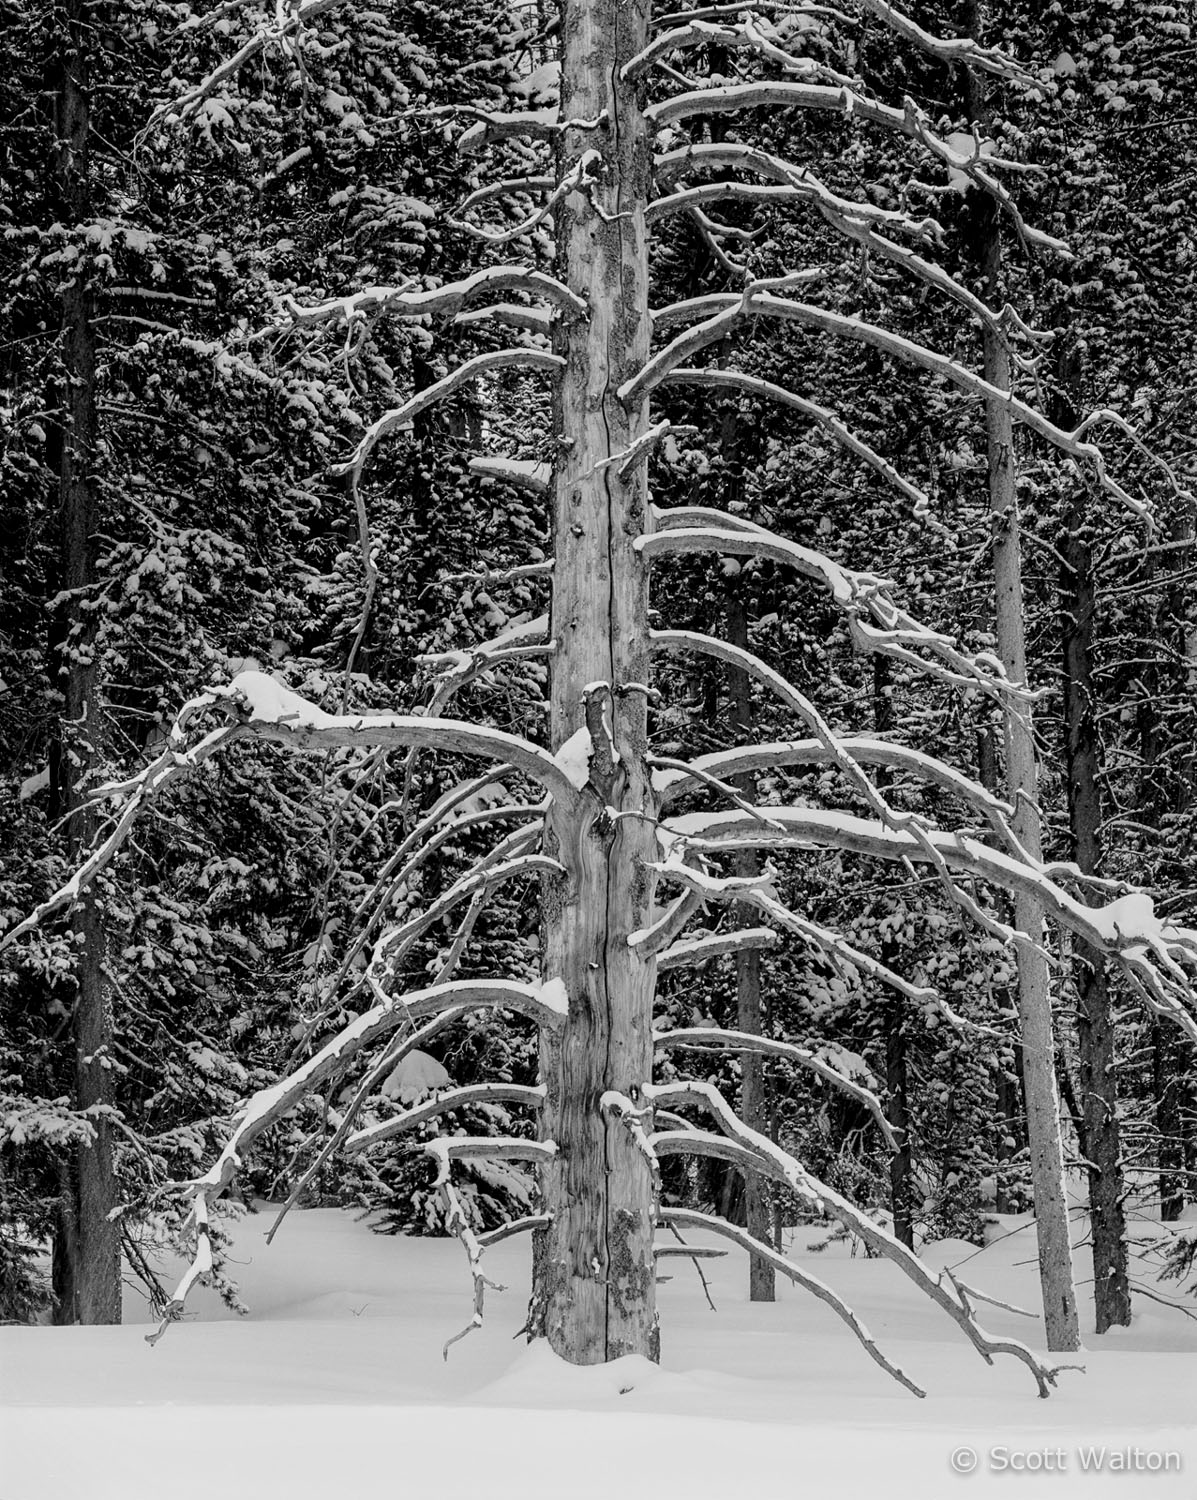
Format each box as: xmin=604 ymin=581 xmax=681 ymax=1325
xmin=856 ymin=0 xmax=1037 ymax=86
xmin=627 ymin=293 xmax=1147 ymax=519
xmin=660 ymin=807 xmax=1197 ymax=1040
xmin=656 ymin=927 xmax=779 ymax=970
xmin=334 ymin=349 xmax=563 ymax=487
xmin=468 ymin=458 xmax=552 ymax=496
xmin=659 ymin=1207 xmax=924 ymax=1396
xmin=655 ymin=737 xmax=1020 ymax=850
xmin=282 ymin=267 xmax=586 ymax=330
xmin=642 ymin=526 xmax=1030 ymax=703
xmin=646 ymin=86 xmax=1061 ymax=253
xmin=344 ymin=1082 xmax=546 ymax=1156
xmin=655 ymin=1028 xmax=896 ymax=1147
xmin=649 ymin=1081 xmax=1072 ymax=1396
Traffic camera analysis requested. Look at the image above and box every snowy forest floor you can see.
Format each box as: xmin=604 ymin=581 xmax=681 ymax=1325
xmin=3 ymin=1203 xmax=1195 ymax=1499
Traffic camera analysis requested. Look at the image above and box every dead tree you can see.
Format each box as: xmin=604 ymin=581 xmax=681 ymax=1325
xmin=8 ymin=0 xmax=1197 ymax=1393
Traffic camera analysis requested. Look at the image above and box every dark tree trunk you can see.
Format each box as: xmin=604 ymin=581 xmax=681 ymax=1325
xmin=1056 ymin=342 xmax=1130 ymax=1331
xmin=47 ymin=0 xmax=120 ymax=1326
xmin=726 ymin=584 xmax=775 ymax=1301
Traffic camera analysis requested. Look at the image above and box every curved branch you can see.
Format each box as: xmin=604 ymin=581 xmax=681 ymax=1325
xmin=660 ymin=806 xmax=1197 ymax=1041
xmin=659 ymin=1207 xmax=924 ymax=1397
xmin=656 ymin=1028 xmax=896 ymax=1146
xmin=656 ymin=927 xmax=779 ymax=970
xmin=282 ymin=267 xmax=586 ymax=330
xmin=345 ymin=1082 xmax=546 ymax=1156
xmin=650 ymin=1083 xmax=1072 ymax=1396
xmin=335 ymin=349 xmax=563 ymax=485
xmin=857 ymin=0 xmax=1036 ymax=86
xmin=642 ymin=528 xmax=1028 ymax=704
xmin=468 ymin=457 xmax=552 ymax=496
xmin=647 ymin=86 xmax=1062 ymax=254
xmin=627 ymin=293 xmax=1145 ymax=519
xmin=657 ymin=737 xmax=1017 ymax=843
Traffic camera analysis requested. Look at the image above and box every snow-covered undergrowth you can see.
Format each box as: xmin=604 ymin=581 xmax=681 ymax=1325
xmin=3 ymin=1205 xmax=1194 ymax=1498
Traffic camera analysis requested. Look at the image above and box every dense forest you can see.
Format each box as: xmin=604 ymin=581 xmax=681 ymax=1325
xmin=1 ymin=0 xmax=1195 ymax=1381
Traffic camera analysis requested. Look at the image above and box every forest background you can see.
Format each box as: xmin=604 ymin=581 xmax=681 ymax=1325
xmin=1 ymin=0 xmax=1195 ymax=1349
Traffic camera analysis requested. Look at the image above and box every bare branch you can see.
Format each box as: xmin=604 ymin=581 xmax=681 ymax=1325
xmin=660 ymin=806 xmax=1197 ymax=1041
xmin=647 ymin=86 xmax=1063 ymax=254
xmin=334 ymin=349 xmax=563 ymax=486
xmin=650 ymin=1082 xmax=1072 ymax=1396
xmin=656 ymin=927 xmax=779 ymax=970
xmin=857 ymin=0 xmax=1037 ymax=87
xmin=627 ymin=890 xmax=704 ymax=955
xmin=655 ymin=1028 xmax=896 ymax=1146
xmin=643 ymin=524 xmax=1033 ymax=703
xmin=282 ymin=268 xmax=587 ymax=330
xmin=469 ymin=457 xmax=552 ymax=495
xmin=660 ymin=1207 xmax=925 ymax=1397
xmin=627 ymin=293 xmax=1147 ymax=520
xmin=344 ymin=1082 xmax=546 ymax=1156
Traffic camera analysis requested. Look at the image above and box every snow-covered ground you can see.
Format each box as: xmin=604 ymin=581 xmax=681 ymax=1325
xmin=3 ymin=1205 xmax=1194 ymax=1498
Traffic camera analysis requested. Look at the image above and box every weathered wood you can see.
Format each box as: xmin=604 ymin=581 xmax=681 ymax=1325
xmin=531 ymin=0 xmax=660 ymax=1363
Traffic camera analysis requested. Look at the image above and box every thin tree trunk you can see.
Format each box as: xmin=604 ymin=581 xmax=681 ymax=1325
xmin=1059 ymin=446 xmax=1130 ymax=1330
xmin=726 ymin=587 xmax=775 ymax=1301
xmin=875 ymin=657 xmax=914 ymax=1247
xmin=531 ymin=0 xmax=659 ymax=1362
xmin=48 ymin=0 xmax=120 ymax=1326
xmin=961 ymin=6 xmax=1079 ymax=1347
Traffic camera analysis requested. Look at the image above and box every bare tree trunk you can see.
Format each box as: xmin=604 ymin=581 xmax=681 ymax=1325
xmin=1059 ymin=459 xmax=1130 ymax=1330
xmin=960 ymin=6 xmax=1079 ymax=1343
xmin=531 ymin=0 xmax=659 ymax=1362
xmin=726 ymin=589 xmax=775 ymax=1301
xmin=47 ymin=0 xmax=120 ymax=1327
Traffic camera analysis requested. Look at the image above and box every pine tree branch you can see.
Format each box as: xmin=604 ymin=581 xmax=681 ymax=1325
xmin=655 ymin=927 xmax=779 ymax=970
xmin=282 ymin=268 xmax=586 ymax=328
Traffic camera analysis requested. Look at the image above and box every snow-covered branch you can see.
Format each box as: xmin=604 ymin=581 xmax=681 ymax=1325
xmin=642 ymin=523 xmax=1030 ymax=703
xmin=660 ymin=807 xmax=1197 ymax=1040
xmin=656 ymin=927 xmax=779 ymax=970
xmin=646 ymin=86 xmax=1061 ymax=254
xmin=655 ymin=1028 xmax=896 ymax=1146
xmin=143 ymin=0 xmax=349 ymax=132
xmin=344 ymin=1082 xmax=546 ymax=1156
xmin=659 ymin=1207 xmax=924 ymax=1396
xmin=627 ymin=292 xmax=1147 ymax=520
xmin=656 ymin=738 xmax=1019 ymax=849
xmin=282 ymin=267 xmax=586 ymax=329
xmin=335 ymin=349 xmax=563 ymax=487
xmin=857 ymin=0 xmax=1037 ymax=87
xmin=468 ymin=458 xmax=552 ymax=496
xmin=649 ymin=1081 xmax=1072 ymax=1396
xmin=628 ymin=890 xmax=704 ymax=956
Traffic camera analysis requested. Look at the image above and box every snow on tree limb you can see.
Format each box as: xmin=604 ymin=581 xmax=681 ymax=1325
xmin=660 ymin=808 xmax=1197 ymax=1040
xmin=648 ymin=1081 xmax=1074 ymax=1396
xmin=856 ymin=0 xmax=1036 ymax=86
xmin=646 ymin=85 xmax=1063 ymax=254
xmin=656 ymin=737 xmax=1018 ymax=844
xmin=282 ymin=268 xmax=587 ymax=329
xmin=655 ymin=1028 xmax=897 ymax=1146
xmin=658 ymin=1207 xmax=925 ymax=1396
xmin=468 ymin=459 xmax=552 ymax=496
xmin=344 ymin=1082 xmax=546 ymax=1156
xmin=334 ymin=350 xmax=564 ymax=486
xmin=642 ymin=526 xmax=1030 ymax=703
xmin=628 ymin=292 xmax=1148 ymax=519
xmin=142 ymin=0 xmax=350 ymax=133
xmin=655 ymin=927 xmax=779 ymax=970
xmin=655 ymin=368 xmax=932 ymax=519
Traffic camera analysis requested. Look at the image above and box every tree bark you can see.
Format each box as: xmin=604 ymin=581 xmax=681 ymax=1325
xmin=961 ymin=6 xmax=1079 ymax=1348
xmin=1059 ymin=435 xmax=1131 ymax=1330
xmin=48 ymin=0 xmax=120 ymax=1326
xmin=726 ymin=587 xmax=775 ymax=1300
xmin=531 ymin=0 xmax=659 ymax=1362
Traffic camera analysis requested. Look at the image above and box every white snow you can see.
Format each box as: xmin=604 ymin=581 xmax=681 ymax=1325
xmin=554 ymin=725 xmax=593 ymax=789
xmin=380 ymin=1048 xmax=451 ymax=1103
xmin=534 ymin=976 xmax=569 ymax=1016
xmin=17 ymin=767 xmax=49 ymax=801
xmin=3 ymin=1204 xmax=1195 ymax=1498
